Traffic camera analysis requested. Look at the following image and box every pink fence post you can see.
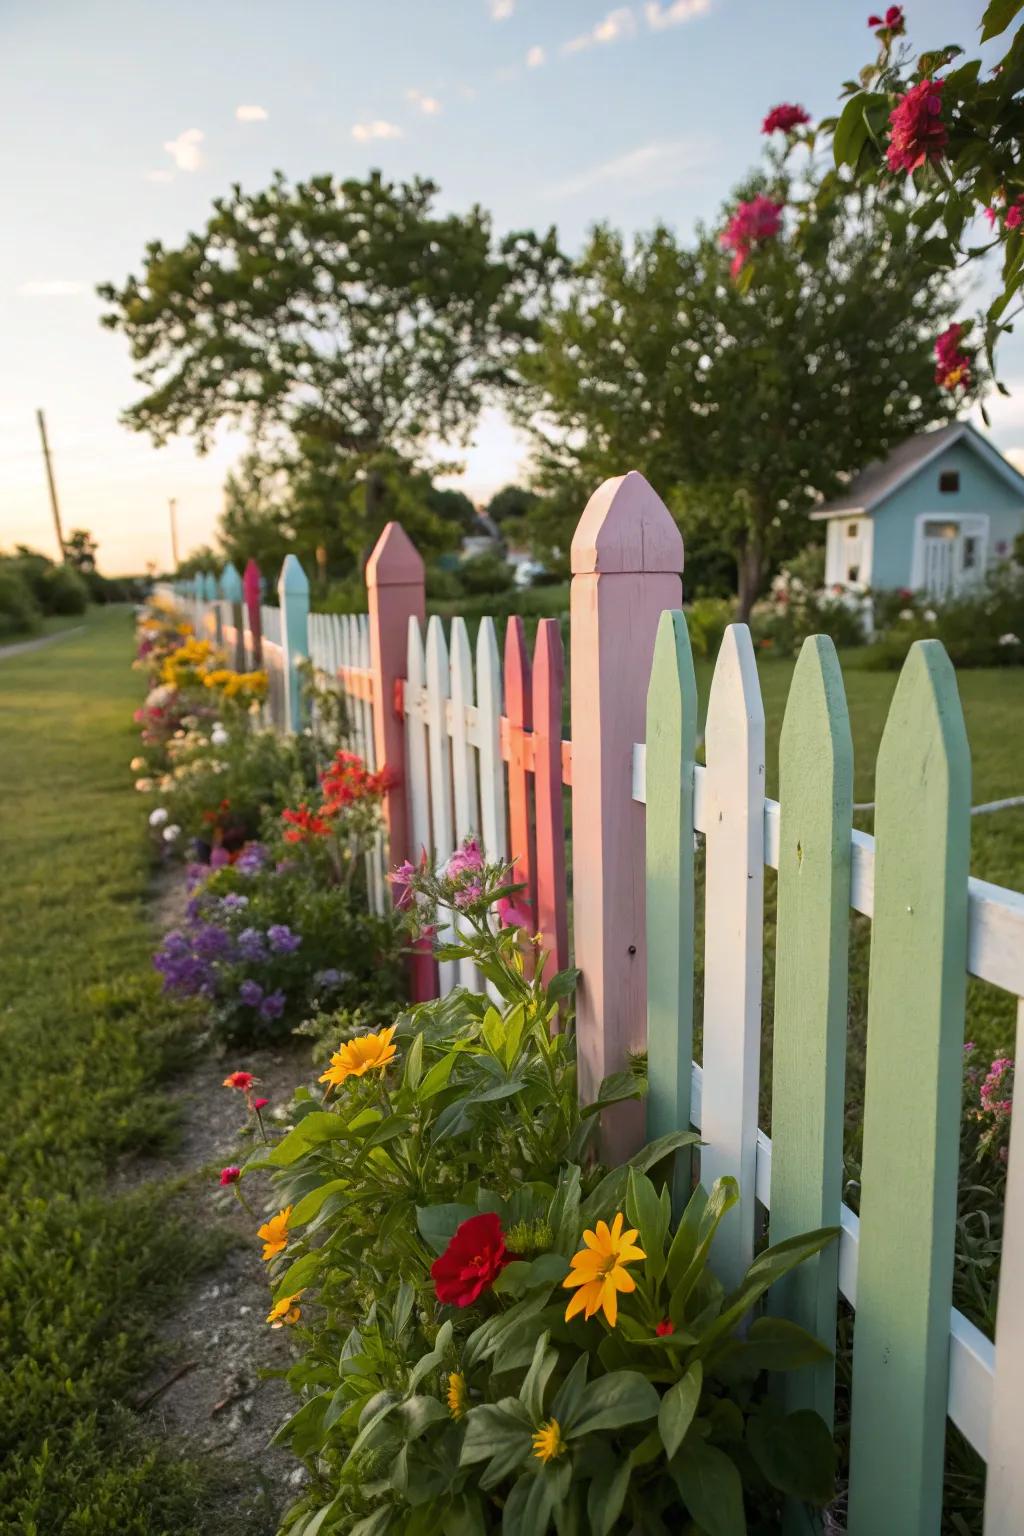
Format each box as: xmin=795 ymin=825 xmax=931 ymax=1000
xmin=570 ymin=471 xmax=684 ymax=1158
xmin=243 ymin=558 xmax=262 ymax=668
xmin=366 ymin=522 xmax=425 ymax=876
xmin=532 ymin=619 xmax=569 ymax=982
xmin=504 ymin=616 xmax=537 ymax=921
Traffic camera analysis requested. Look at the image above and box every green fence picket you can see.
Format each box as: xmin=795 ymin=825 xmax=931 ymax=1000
xmin=770 ymin=635 xmax=853 ymax=1429
xmin=645 ymin=609 xmax=698 ymax=1207
xmin=848 ymin=640 xmax=971 ymax=1536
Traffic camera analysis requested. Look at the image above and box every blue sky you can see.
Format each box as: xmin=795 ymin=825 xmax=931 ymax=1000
xmin=0 ymin=0 xmax=1009 ymax=572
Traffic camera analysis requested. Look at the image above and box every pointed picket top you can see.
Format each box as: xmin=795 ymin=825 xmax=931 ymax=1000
xmin=770 ymin=635 xmax=853 ymax=1428
xmin=243 ymin=557 xmax=262 ymax=605
xmin=220 ymin=562 xmax=243 ymax=601
xmin=570 ymin=470 xmax=684 ymax=575
xmin=645 ymin=609 xmax=698 ymax=1203
xmin=366 ymin=520 xmax=424 ymax=588
xmin=848 ymin=638 xmax=971 ymax=1535
xmin=475 ymin=617 xmax=507 ymax=864
xmin=278 ymin=552 xmax=309 ymax=599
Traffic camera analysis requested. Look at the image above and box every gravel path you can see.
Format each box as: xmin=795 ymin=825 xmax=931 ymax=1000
xmin=0 ymin=624 xmax=86 ymax=661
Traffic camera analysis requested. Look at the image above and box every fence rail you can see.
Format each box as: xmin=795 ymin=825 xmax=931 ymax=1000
xmin=161 ymin=470 xmax=1023 ymax=1535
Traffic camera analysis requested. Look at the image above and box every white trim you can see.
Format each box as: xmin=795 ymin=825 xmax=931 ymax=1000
xmin=910 ymin=511 xmax=990 ymax=594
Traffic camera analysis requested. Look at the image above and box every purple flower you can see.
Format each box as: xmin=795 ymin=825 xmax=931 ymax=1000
xmin=192 ymin=922 xmax=234 ymax=961
xmin=314 ymin=967 xmax=346 ymax=990
xmin=219 ymin=893 xmax=249 ymax=913
xmin=238 ymin=927 xmax=267 ymax=962
xmin=153 ymin=931 xmax=215 ymax=998
xmin=210 ymin=847 xmax=232 ymax=870
xmin=259 ymin=988 xmax=286 ymax=1022
xmin=239 ymin=978 xmax=264 ymax=1008
xmin=268 ymin=924 xmax=302 ymax=954
xmin=236 ymin=841 xmax=267 ymax=875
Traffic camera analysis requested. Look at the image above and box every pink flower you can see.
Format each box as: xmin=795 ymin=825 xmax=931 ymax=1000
xmin=388 ymin=858 xmax=417 ymax=910
xmin=1006 ymin=199 xmax=1024 ymax=230
xmin=761 ymin=103 xmax=810 ymax=135
xmin=219 ymin=1166 xmax=241 ymax=1186
xmin=497 ymin=894 xmax=532 ymax=929
xmin=980 ymin=1057 xmax=1014 ymax=1119
xmin=886 ymin=79 xmax=947 ymax=175
xmin=252 ymin=1097 xmax=269 ymax=1111
xmin=984 ymin=206 xmax=998 ymax=226
xmin=934 ymin=322 xmax=972 ymax=392
xmin=447 ymin=837 xmax=483 ymax=880
xmin=719 ymin=196 xmax=784 ymax=278
xmin=869 ymin=5 xmax=904 ymax=34
xmin=455 ymin=880 xmax=484 ymax=909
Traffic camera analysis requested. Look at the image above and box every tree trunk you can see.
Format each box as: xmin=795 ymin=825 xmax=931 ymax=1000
xmin=736 ymin=535 xmax=764 ymax=624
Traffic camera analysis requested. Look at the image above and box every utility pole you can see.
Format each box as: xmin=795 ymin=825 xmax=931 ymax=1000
xmin=36 ymin=409 xmax=65 ymax=559
xmin=168 ymin=497 xmax=180 ymax=569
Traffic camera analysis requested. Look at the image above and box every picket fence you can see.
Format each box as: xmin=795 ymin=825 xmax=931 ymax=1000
xmin=164 ymin=471 xmax=1024 ymax=1535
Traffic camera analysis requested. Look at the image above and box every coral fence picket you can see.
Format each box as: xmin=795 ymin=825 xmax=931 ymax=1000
xmin=163 ymin=469 xmax=1024 ymax=1534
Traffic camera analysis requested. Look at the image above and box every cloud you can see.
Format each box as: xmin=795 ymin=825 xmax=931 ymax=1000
xmin=16 ymin=280 xmax=88 ymax=297
xmin=235 ymin=103 xmax=268 ymax=122
xmin=546 ymin=135 xmax=715 ymax=198
xmin=526 ymin=44 xmax=546 ymax=68
xmin=563 ymin=7 xmax=637 ymax=54
xmin=145 ymin=168 xmax=175 ymax=183
xmin=351 ymin=119 xmax=403 ymax=142
xmin=163 ymin=128 xmax=204 ymax=172
xmin=644 ymin=0 xmax=711 ymax=28
xmin=489 ymin=0 xmax=514 ymax=17
xmin=407 ymin=88 xmax=442 ymax=115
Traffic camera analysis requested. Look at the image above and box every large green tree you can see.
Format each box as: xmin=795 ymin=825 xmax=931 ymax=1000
xmin=519 ymin=165 xmax=958 ymax=616
xmin=100 ymin=170 xmax=563 ymax=535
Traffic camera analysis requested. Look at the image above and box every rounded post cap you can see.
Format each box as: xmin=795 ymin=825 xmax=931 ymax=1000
xmin=366 ymin=520 xmax=424 ymax=586
xmin=278 ymin=552 xmax=310 ymax=598
xmin=202 ymin=571 xmax=219 ymax=599
xmin=571 ymin=470 xmax=684 ymax=576
xmin=220 ymin=562 xmax=243 ymax=600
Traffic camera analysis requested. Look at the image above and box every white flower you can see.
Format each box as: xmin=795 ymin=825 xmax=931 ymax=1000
xmin=898 ymin=608 xmax=914 ymax=622
xmin=998 ymin=633 xmax=1021 ymax=647
xmin=163 ymin=824 xmax=182 ymax=843
xmin=130 ymin=756 xmax=146 ymax=771
xmin=149 ymin=807 xmax=169 ymax=827
xmin=211 ymin=726 xmax=229 ymax=747
xmin=135 ymin=778 xmax=154 ymax=792
xmin=924 ymin=609 xmax=937 ymax=623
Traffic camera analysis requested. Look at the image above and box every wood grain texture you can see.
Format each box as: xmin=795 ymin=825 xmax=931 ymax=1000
xmin=848 ymin=640 xmax=971 ymax=1536
xmin=769 ymin=636 xmax=853 ymax=1429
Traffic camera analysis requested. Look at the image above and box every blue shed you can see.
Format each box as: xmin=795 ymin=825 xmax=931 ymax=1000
xmin=810 ymin=421 xmax=1024 ymax=600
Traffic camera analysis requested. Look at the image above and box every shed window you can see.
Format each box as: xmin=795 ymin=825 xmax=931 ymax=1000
xmin=847 ymin=563 xmax=860 ymax=583
xmin=846 ymin=521 xmax=859 ymax=538
xmin=963 ymin=535 xmax=979 ymax=570
xmin=939 ymin=470 xmax=960 ymax=494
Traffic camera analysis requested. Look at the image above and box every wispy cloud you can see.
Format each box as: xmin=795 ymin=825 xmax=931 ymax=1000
xmin=546 ymin=135 xmax=716 ymax=198
xmin=489 ymin=0 xmax=514 ymax=18
xmin=644 ymin=0 xmax=712 ymax=29
xmin=145 ymin=169 xmax=175 ymax=184
xmin=526 ymin=44 xmax=546 ymax=68
xmin=563 ymin=7 xmax=637 ymax=54
xmin=351 ymin=119 xmax=403 ymax=142
xmin=235 ymin=103 xmax=269 ymax=122
xmin=163 ymin=128 xmax=204 ymax=172
xmin=16 ymin=280 xmax=88 ymax=297
xmin=407 ymin=88 xmax=442 ymax=115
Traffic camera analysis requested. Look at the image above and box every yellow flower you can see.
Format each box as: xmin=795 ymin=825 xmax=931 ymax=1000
xmin=257 ymin=1205 xmax=292 ymax=1262
xmin=319 ymin=1025 xmax=398 ymax=1089
xmin=562 ymin=1212 xmax=646 ymax=1328
xmin=532 ymin=1418 xmax=566 ymax=1463
xmin=446 ymin=1371 xmax=468 ymax=1421
xmin=266 ymin=1291 xmax=304 ymax=1328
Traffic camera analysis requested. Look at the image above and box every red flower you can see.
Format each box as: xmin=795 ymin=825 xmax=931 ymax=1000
xmin=320 ymin=749 xmax=390 ymax=809
xmin=655 ymin=1318 xmax=676 ymax=1337
xmin=761 ymin=103 xmax=810 ymax=135
xmin=223 ymin=1070 xmax=256 ymax=1091
xmin=219 ymin=1166 xmax=241 ymax=1186
xmin=869 ymin=5 xmax=904 ymax=33
xmin=720 ymin=196 xmax=784 ymax=278
xmin=934 ymin=322 xmax=972 ymax=392
xmin=252 ymin=1097 xmax=269 ymax=1111
xmin=1006 ymin=198 xmax=1024 ymax=231
xmin=281 ymin=803 xmax=333 ymax=842
xmin=886 ymin=79 xmax=946 ymax=174
xmin=431 ymin=1213 xmax=513 ymax=1307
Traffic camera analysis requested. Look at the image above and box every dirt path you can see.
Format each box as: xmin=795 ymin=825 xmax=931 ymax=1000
xmin=128 ymin=874 xmax=319 ymax=1533
xmin=0 ymin=623 xmax=86 ymax=661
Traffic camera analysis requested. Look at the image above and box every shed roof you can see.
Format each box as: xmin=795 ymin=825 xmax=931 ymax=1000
xmin=810 ymin=420 xmax=1024 ymax=520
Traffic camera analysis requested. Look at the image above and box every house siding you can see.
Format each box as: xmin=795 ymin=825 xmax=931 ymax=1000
xmin=869 ymin=441 xmax=1024 ymax=590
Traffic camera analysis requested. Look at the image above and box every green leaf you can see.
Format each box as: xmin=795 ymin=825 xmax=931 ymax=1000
xmin=626 ymin=1168 xmax=670 ymax=1284
xmin=415 ymin=1202 xmax=476 ymax=1255
xmin=402 ymin=1031 xmax=424 ymax=1091
xmin=695 ymin=1226 xmax=839 ymax=1360
xmin=459 ymin=1400 xmax=532 ymax=1466
xmin=586 ymin=1457 xmax=631 ymax=1536
xmin=289 ymin=1177 xmax=349 ymax=1226
xmin=273 ymin=1249 xmax=322 ymax=1301
xmin=392 ymin=1394 xmax=450 ymax=1442
xmin=549 ymin=1164 xmax=582 ymax=1256
xmin=747 ymin=1408 xmax=837 ymax=1505
xmin=546 ymin=966 xmax=581 ymax=1001
xmin=582 ymin=1069 xmax=646 ymax=1117
xmin=671 ymin=1439 xmax=746 ymax=1536
xmin=669 ymin=1177 xmax=740 ymax=1324
xmin=981 ymin=0 xmax=1024 ymax=41
xmin=658 ymin=1362 xmax=702 ymax=1459
xmin=263 ymin=1110 xmax=359 ymax=1167
xmin=832 ymin=93 xmax=870 ymax=170
xmin=569 ymin=1371 xmax=660 ymax=1438
xmin=551 ymin=1353 xmax=589 ymax=1429
xmin=521 ymin=1332 xmax=558 ymax=1422
xmin=709 ymin=1316 xmax=832 ymax=1383
xmin=416 ymin=1049 xmax=459 ymax=1103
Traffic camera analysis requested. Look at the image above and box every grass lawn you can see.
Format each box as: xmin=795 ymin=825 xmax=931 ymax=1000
xmin=0 ymin=606 xmax=220 ymax=1535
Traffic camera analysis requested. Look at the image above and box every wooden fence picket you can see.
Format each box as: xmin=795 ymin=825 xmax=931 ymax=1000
xmin=405 ymin=617 xmax=437 ymax=1000
xmin=476 ymin=617 xmax=507 ymax=867
xmin=450 ymin=616 xmax=481 ymax=990
xmin=243 ymin=559 xmax=262 ymax=667
xmin=848 ymin=640 xmax=971 ymax=1536
xmin=985 ymin=996 xmax=1024 ymax=1533
xmin=699 ymin=622 xmax=766 ymax=1292
xmin=769 ymin=635 xmax=853 ymax=1427
xmin=425 ymin=616 xmax=457 ymax=995
xmin=504 ymin=616 xmax=536 ymax=921
xmin=644 ymin=609 xmax=698 ymax=1205
xmin=532 ymin=619 xmax=569 ymax=981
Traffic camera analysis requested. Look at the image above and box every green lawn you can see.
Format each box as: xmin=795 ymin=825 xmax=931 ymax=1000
xmin=0 ymin=607 xmax=219 ymax=1535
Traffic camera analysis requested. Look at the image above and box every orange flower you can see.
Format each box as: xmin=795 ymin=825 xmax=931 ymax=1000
xmin=266 ymin=1291 xmax=304 ymax=1328
xmin=257 ymin=1205 xmax=292 ymax=1261
xmin=319 ymin=1025 xmax=398 ymax=1089
xmin=223 ymin=1071 xmax=256 ymax=1092
xmin=563 ymin=1212 xmax=645 ymax=1328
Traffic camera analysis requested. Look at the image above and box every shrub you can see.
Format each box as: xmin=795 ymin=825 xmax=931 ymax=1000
xmin=863 ymin=570 xmax=1024 ymax=670
xmin=38 ymin=562 xmax=89 ymax=615
xmin=752 ymin=568 xmax=866 ymax=657
xmin=685 ymin=597 xmax=734 ymax=660
xmin=240 ymin=843 xmax=839 ymax=1534
xmin=459 ymin=551 xmax=514 ymax=595
xmin=0 ymin=564 xmax=42 ymax=638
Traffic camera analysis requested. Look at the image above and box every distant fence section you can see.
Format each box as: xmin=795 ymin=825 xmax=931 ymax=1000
xmin=159 ymin=470 xmax=1024 ymax=1535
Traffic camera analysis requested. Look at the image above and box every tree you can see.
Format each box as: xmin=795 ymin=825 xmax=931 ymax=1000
xmin=99 ymin=171 xmax=563 ymax=528
xmin=64 ymin=529 xmax=98 ymax=574
xmin=519 ymin=163 xmax=957 ymax=617
xmin=218 ymin=452 xmax=294 ymax=576
xmin=485 ymin=484 xmax=539 ymax=524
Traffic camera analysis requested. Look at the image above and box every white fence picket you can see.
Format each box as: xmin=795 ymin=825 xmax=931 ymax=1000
xmin=476 ymin=617 xmax=508 ymax=866
xmin=425 ymin=617 xmax=457 ymax=995
xmin=406 ymin=615 xmax=432 ymax=887
xmin=450 ymin=617 xmax=481 ymax=990
xmin=699 ymin=623 xmax=766 ymax=1293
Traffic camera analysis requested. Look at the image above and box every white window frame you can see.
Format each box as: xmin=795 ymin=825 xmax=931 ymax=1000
xmin=910 ymin=512 xmax=989 ymax=593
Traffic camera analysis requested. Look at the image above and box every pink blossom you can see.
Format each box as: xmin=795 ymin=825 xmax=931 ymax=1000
xmin=984 ymin=206 xmax=998 ymax=226
xmin=886 ymin=79 xmax=947 ymax=175
xmin=388 ymin=858 xmax=417 ymax=909
xmin=447 ymin=837 xmax=484 ymax=880
xmin=980 ymin=1057 xmax=1014 ymax=1119
xmin=761 ymin=103 xmax=810 ymax=135
xmin=934 ymin=322 xmax=972 ymax=392
xmin=719 ymin=196 xmax=784 ymax=278
xmin=869 ymin=5 xmax=904 ymax=34
xmin=455 ymin=880 xmax=484 ymax=909
xmin=1006 ymin=199 xmax=1024 ymax=231
xmin=497 ymin=894 xmax=532 ymax=929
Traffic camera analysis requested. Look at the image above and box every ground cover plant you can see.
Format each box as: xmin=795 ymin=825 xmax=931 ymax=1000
xmin=0 ymin=608 xmax=231 ymax=1534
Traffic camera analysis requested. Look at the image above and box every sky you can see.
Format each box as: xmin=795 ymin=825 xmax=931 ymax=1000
xmin=1 ymin=0 xmax=1013 ymax=574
